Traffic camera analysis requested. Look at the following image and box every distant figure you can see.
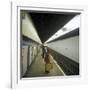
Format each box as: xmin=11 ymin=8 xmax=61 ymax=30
xmin=41 ymin=45 xmax=47 ymax=59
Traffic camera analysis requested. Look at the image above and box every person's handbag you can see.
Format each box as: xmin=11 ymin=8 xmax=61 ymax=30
xmin=45 ymin=62 xmax=53 ymax=71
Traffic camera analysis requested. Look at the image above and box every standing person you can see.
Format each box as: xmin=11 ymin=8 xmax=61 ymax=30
xmin=41 ymin=45 xmax=53 ymax=73
xmin=41 ymin=44 xmax=47 ymax=58
xmin=41 ymin=44 xmax=45 ymax=59
xmin=44 ymin=47 xmax=53 ymax=73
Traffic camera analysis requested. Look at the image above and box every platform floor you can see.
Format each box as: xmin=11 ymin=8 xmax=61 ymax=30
xmin=24 ymin=49 xmax=65 ymax=78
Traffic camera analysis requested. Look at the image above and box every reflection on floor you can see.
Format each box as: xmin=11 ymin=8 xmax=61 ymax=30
xmin=23 ymin=49 xmax=65 ymax=78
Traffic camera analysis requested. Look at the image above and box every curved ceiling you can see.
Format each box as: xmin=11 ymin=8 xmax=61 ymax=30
xmin=29 ymin=12 xmax=79 ymax=43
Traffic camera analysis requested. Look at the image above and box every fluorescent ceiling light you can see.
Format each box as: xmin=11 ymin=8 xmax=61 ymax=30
xmin=45 ymin=15 xmax=80 ymax=43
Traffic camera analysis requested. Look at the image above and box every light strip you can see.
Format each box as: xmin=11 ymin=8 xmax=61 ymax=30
xmin=45 ymin=15 xmax=80 ymax=43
